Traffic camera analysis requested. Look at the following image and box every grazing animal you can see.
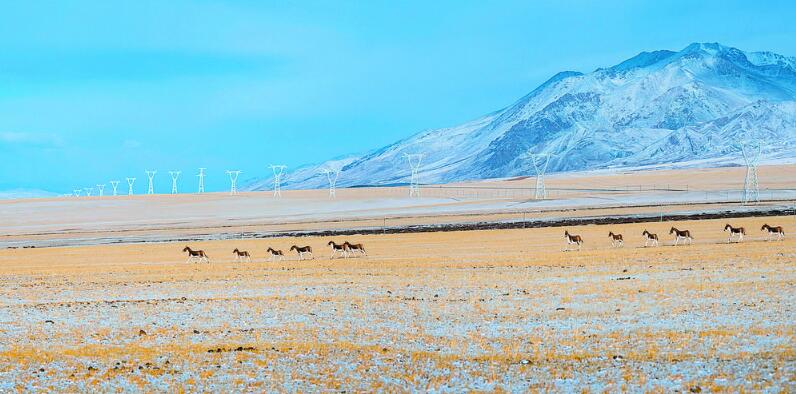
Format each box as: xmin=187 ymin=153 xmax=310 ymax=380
xmin=183 ymin=246 xmax=210 ymax=263
xmin=723 ymin=224 xmax=745 ymax=243
xmin=642 ymin=230 xmax=659 ymax=247
xmin=328 ymin=241 xmax=349 ymax=259
xmin=266 ymin=247 xmax=284 ymax=261
xmin=232 ymin=248 xmax=251 ymax=262
xmin=669 ymin=227 xmax=693 ymax=246
xmin=290 ymin=245 xmax=313 ymax=260
xmin=564 ymin=230 xmax=583 ymax=251
xmin=761 ymin=224 xmax=785 ymax=241
xmin=608 ymin=231 xmax=624 ymax=248
xmin=344 ymin=241 xmax=367 ymax=256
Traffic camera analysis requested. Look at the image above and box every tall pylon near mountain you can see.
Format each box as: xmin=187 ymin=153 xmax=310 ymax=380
xmin=226 ymin=170 xmax=241 ymax=195
xmin=404 ymin=153 xmax=423 ymax=197
xmin=530 ymin=153 xmax=551 ymax=200
xmin=741 ymin=142 xmax=761 ymax=204
xmin=322 ymin=167 xmax=341 ymax=199
xmin=270 ymin=165 xmax=287 ymax=198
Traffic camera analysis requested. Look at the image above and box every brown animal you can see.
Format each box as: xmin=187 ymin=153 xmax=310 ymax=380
xmin=761 ymin=224 xmax=785 ymax=241
xmin=328 ymin=241 xmax=348 ymax=259
xmin=344 ymin=241 xmax=366 ymax=256
xmin=232 ymin=248 xmax=251 ymax=262
xmin=723 ymin=224 xmax=745 ymax=243
xmin=564 ymin=230 xmax=583 ymax=251
xmin=266 ymin=247 xmax=284 ymax=261
xmin=669 ymin=227 xmax=693 ymax=246
xmin=290 ymin=245 xmax=313 ymax=260
xmin=608 ymin=231 xmax=624 ymax=248
xmin=183 ymin=246 xmax=210 ymax=263
xmin=642 ymin=230 xmax=659 ymax=247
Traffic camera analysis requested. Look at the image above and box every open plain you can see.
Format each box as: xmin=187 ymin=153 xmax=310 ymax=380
xmin=1 ymin=215 xmax=794 ymax=391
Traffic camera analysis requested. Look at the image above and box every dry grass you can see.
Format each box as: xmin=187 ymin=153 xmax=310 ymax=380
xmin=0 ymin=215 xmax=794 ymax=391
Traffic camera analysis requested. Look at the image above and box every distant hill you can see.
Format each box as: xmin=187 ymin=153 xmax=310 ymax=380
xmin=0 ymin=189 xmax=58 ymax=200
xmin=246 ymin=42 xmax=796 ymax=190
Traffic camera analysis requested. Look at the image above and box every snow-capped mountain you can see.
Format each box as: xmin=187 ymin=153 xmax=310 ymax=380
xmin=247 ymin=42 xmax=796 ymax=190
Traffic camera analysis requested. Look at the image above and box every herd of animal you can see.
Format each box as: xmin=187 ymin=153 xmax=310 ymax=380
xmin=182 ymin=240 xmax=367 ymax=263
xmin=182 ymin=222 xmax=786 ymax=262
xmin=563 ymin=223 xmax=786 ymax=251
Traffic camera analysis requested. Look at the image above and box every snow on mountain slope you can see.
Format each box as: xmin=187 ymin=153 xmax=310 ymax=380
xmin=246 ymin=42 xmax=796 ymax=190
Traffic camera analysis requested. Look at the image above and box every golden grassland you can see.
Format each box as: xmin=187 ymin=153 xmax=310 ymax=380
xmin=0 ymin=215 xmax=794 ymax=391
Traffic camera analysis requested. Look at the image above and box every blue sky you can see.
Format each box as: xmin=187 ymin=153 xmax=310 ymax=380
xmin=1 ymin=0 xmax=794 ymax=193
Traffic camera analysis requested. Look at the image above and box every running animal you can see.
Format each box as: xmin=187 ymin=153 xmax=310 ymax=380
xmin=183 ymin=246 xmax=210 ymax=263
xmin=723 ymin=224 xmax=745 ymax=243
xmin=608 ymin=232 xmax=624 ymax=248
xmin=328 ymin=241 xmax=348 ymax=259
xmin=290 ymin=245 xmax=313 ymax=260
xmin=642 ymin=230 xmax=659 ymax=247
xmin=564 ymin=230 xmax=583 ymax=251
xmin=232 ymin=248 xmax=251 ymax=262
xmin=266 ymin=247 xmax=284 ymax=261
xmin=344 ymin=241 xmax=366 ymax=256
xmin=669 ymin=227 xmax=693 ymax=246
xmin=761 ymin=224 xmax=785 ymax=241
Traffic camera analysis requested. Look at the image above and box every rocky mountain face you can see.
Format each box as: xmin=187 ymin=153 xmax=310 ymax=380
xmin=247 ymin=42 xmax=796 ymax=190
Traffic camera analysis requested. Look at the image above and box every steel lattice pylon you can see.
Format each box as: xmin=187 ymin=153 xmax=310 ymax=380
xmin=404 ymin=153 xmax=423 ymax=197
xmin=270 ymin=165 xmax=287 ymax=198
xmin=530 ymin=154 xmax=551 ymax=200
xmin=169 ymin=171 xmax=181 ymax=194
xmin=741 ymin=142 xmax=761 ymax=204
xmin=322 ymin=167 xmax=341 ymax=199
xmin=197 ymin=168 xmax=206 ymax=194
xmin=226 ymin=170 xmax=242 ymax=195
xmin=145 ymin=170 xmax=157 ymax=195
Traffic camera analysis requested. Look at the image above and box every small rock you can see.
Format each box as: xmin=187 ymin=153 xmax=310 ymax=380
xmin=193 ymin=329 xmax=200 ymax=334
xmin=138 ymin=329 xmax=147 ymax=336
xmin=690 ymin=386 xmax=702 ymax=393
xmin=555 ymin=307 xmax=565 ymax=311
xmin=44 ymin=320 xmax=55 ymax=324
xmin=520 ymin=359 xmax=530 ymax=365
xmin=612 ymin=355 xmax=624 ymax=360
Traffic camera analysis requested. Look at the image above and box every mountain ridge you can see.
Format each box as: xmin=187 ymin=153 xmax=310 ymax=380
xmin=245 ymin=42 xmax=796 ymax=190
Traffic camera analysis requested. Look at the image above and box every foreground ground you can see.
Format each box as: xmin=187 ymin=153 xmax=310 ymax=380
xmin=0 ymin=216 xmax=794 ymax=391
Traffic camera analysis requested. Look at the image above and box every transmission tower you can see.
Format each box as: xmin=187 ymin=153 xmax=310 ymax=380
xmin=404 ymin=153 xmax=423 ymax=197
xmin=169 ymin=171 xmax=181 ymax=194
xmin=226 ymin=170 xmax=241 ymax=195
xmin=322 ymin=167 xmax=341 ymax=199
xmin=270 ymin=165 xmax=287 ymax=198
xmin=197 ymin=168 xmax=206 ymax=194
xmin=741 ymin=142 xmax=761 ymax=204
xmin=109 ymin=181 xmax=120 ymax=196
xmin=83 ymin=187 xmax=94 ymax=197
xmin=145 ymin=170 xmax=157 ymax=194
xmin=126 ymin=178 xmax=136 ymax=195
xmin=96 ymin=184 xmax=105 ymax=197
xmin=530 ymin=154 xmax=551 ymax=200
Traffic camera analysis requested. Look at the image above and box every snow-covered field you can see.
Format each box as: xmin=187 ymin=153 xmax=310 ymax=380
xmin=0 ymin=216 xmax=794 ymax=391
